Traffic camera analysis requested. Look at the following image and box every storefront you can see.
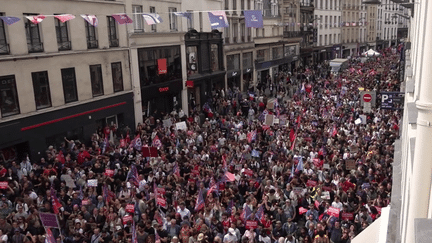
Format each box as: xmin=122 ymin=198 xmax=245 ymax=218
xmin=185 ymin=30 xmax=225 ymax=112
xmin=283 ymin=45 xmax=299 ymax=72
xmin=138 ymin=45 xmax=182 ymax=116
xmin=0 ymin=92 xmax=135 ymax=161
xmin=300 ymin=47 xmax=314 ymax=66
xmin=332 ymin=45 xmax=342 ymax=59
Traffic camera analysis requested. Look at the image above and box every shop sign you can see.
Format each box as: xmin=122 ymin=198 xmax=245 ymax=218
xmin=186 ymin=80 xmax=194 ymax=88
xmin=159 ymin=87 xmax=169 ymax=92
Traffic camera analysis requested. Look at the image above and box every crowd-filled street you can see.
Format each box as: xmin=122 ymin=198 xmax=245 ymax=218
xmin=0 ymin=47 xmax=403 ymax=243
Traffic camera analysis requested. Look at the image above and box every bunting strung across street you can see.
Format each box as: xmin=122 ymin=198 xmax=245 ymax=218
xmin=208 ymin=10 xmax=229 ymax=29
xmin=142 ymin=13 xmax=163 ymax=25
xmin=81 ymin=14 xmax=98 ymax=27
xmin=244 ymin=10 xmax=263 ymax=28
xmin=26 ymin=15 xmax=46 ymax=24
xmin=54 ymin=14 xmax=75 ymax=23
xmin=0 ymin=16 xmax=20 ymax=25
xmin=0 ymin=10 xmax=369 ymax=28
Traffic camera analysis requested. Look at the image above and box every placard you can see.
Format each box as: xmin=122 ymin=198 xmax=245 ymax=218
xmin=306 ymin=180 xmax=317 ymax=187
xmin=156 ymin=197 xmax=167 ymax=208
xmin=126 ymin=204 xmax=135 ymax=213
xmin=120 ymin=139 xmax=126 ymax=148
xmin=82 ymin=199 xmax=90 ymax=206
xmin=156 ymin=187 xmax=166 ymax=195
xmin=87 ymin=179 xmax=98 ymax=187
xmin=346 ymin=160 xmax=356 ymax=170
xmin=245 ymin=220 xmax=258 ymax=229
xmin=327 ymin=207 xmax=340 ymax=217
xmin=359 ymin=115 xmax=367 ymax=124
xmin=323 ymin=164 xmax=330 ymax=170
xmin=163 ymin=119 xmax=172 ymax=128
xmin=341 ymin=212 xmax=354 ymax=220
xmin=104 ymin=169 xmax=114 ymax=177
xmin=322 ymin=186 xmax=333 ymax=192
xmin=321 ymin=191 xmax=330 ymax=200
xmin=314 ymin=200 xmax=320 ymax=209
xmin=175 ymin=121 xmax=187 ymax=131
xmin=264 ymin=114 xmax=274 ymax=126
xmin=0 ymin=182 xmax=8 ymax=189
xmin=293 ymin=187 xmax=304 ymax=194
xmin=122 ymin=215 xmax=133 ymax=223
xmin=39 ymin=213 xmax=59 ymax=228
xmin=63 ymin=175 xmax=76 ymax=189
xmin=299 ymin=207 xmax=308 ymax=215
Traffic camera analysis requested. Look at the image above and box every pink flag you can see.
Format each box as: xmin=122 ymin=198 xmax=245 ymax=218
xmin=112 ymin=14 xmax=133 ymax=24
xmin=54 ymin=14 xmax=76 ymax=23
xmin=26 ymin=15 xmax=46 ymax=24
xmin=224 ymin=172 xmax=236 ymax=182
xmin=81 ymin=14 xmax=98 ymax=27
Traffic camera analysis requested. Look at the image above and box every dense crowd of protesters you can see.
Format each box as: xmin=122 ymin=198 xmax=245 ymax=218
xmin=0 ymin=47 xmax=402 ymax=243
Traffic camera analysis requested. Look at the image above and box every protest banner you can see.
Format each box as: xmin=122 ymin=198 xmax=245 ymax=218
xmin=346 ymin=160 xmax=356 ymax=170
xmin=299 ymin=207 xmax=308 ymax=215
xmin=341 ymin=212 xmax=354 ymax=220
xmin=122 ymin=215 xmax=133 ymax=223
xmin=245 ymin=220 xmax=258 ymax=229
xmin=104 ymin=169 xmax=114 ymax=177
xmin=0 ymin=182 xmax=8 ymax=189
xmin=265 ymin=114 xmax=274 ymax=126
xmin=163 ymin=119 xmax=172 ymax=128
xmin=87 ymin=179 xmax=98 ymax=187
xmin=306 ymin=180 xmax=317 ymax=187
xmin=156 ymin=197 xmax=167 ymax=208
xmin=39 ymin=213 xmax=59 ymax=228
xmin=63 ymin=175 xmax=76 ymax=188
xmin=175 ymin=121 xmax=187 ymax=131
xmin=126 ymin=204 xmax=135 ymax=213
xmin=327 ymin=207 xmax=340 ymax=217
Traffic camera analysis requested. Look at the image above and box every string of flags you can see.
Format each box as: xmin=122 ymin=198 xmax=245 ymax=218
xmin=0 ymin=11 xmax=368 ymax=28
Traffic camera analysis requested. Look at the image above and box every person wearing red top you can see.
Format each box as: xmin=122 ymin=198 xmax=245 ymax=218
xmin=77 ymin=148 xmax=91 ymax=165
xmin=340 ymin=178 xmax=356 ymax=192
xmin=261 ymin=214 xmax=273 ymax=235
xmin=221 ymin=213 xmax=231 ymax=234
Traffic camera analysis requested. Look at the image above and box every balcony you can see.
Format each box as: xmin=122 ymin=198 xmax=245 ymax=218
xmin=58 ymin=41 xmax=71 ymax=51
xmin=87 ymin=39 xmax=98 ymax=49
xmin=28 ymin=42 xmax=44 ymax=53
xmin=263 ymin=9 xmax=279 ymax=18
xmin=0 ymin=43 xmax=9 ymax=55
xmin=283 ymin=31 xmax=302 ymax=38
xmin=109 ymin=39 xmax=119 ymax=47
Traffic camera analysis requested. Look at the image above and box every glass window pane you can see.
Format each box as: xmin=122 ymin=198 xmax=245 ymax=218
xmin=90 ymin=64 xmax=104 ymax=97
xmin=111 ymin=62 xmax=123 ymax=92
xmin=210 ymin=44 xmax=219 ymax=72
xmin=32 ymin=71 xmax=52 ymax=109
xmin=61 ymin=68 xmax=78 ymax=103
xmin=187 ymin=46 xmax=198 ymax=76
xmin=0 ymin=75 xmax=20 ymax=117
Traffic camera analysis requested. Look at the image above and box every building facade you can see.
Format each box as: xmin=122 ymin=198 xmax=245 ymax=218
xmin=366 ymin=3 xmax=378 ymax=50
xmin=377 ymin=0 xmax=399 ymax=49
xmin=299 ymin=0 xmax=315 ymax=65
xmin=0 ymin=0 xmax=134 ymax=161
xmin=341 ymin=0 xmax=364 ymax=57
xmin=314 ymin=0 xmax=342 ymax=61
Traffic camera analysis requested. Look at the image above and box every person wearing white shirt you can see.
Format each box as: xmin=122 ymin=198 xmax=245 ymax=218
xmin=331 ymin=196 xmax=343 ymax=210
xmin=176 ymin=202 xmax=191 ymax=221
xmin=223 ymin=228 xmax=238 ymax=243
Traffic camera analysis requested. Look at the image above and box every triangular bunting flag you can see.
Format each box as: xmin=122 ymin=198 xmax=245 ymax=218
xmin=142 ymin=13 xmax=163 ymax=25
xmin=26 ymin=15 xmax=46 ymax=24
xmin=112 ymin=14 xmax=133 ymax=24
xmin=0 ymin=16 xmax=20 ymax=25
xmin=54 ymin=14 xmax=75 ymax=23
xmin=81 ymin=14 xmax=98 ymax=27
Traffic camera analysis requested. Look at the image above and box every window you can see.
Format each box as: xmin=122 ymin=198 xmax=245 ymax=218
xmin=111 ymin=62 xmax=123 ymax=92
xmin=55 ymin=17 xmax=71 ymax=51
xmin=187 ymin=10 xmax=194 ymax=30
xmin=132 ymin=5 xmax=144 ymax=32
xmin=61 ymin=68 xmax=78 ymax=103
xmin=0 ymin=75 xmax=20 ymax=117
xmin=90 ymin=65 xmax=104 ymax=97
xmin=25 ymin=14 xmax=43 ymax=53
xmin=233 ymin=0 xmax=237 ymax=14
xmin=241 ymin=23 xmax=245 ymax=42
xmin=272 ymin=47 xmax=283 ymax=59
xmin=226 ymin=54 xmax=240 ymax=70
xmin=233 ymin=23 xmax=238 ymax=43
xmin=0 ymin=13 xmax=9 ymax=54
xmin=199 ymin=12 xmax=203 ymax=32
xmin=224 ymin=26 xmax=230 ymax=43
xmin=255 ymin=0 xmax=263 ymax=11
xmin=107 ymin=16 xmax=118 ymax=47
xmin=225 ymin=0 xmax=229 ymax=10
xmin=186 ymin=46 xmax=199 ymax=76
xmin=256 ymin=49 xmax=269 ymax=62
xmin=85 ymin=21 xmax=98 ymax=49
xmin=31 ymin=71 xmax=52 ymax=109
xmin=210 ymin=44 xmax=220 ymax=72
xmin=241 ymin=0 xmax=245 ymax=15
xmin=168 ymin=8 xmax=177 ymax=31
xmin=271 ymin=0 xmax=279 ymax=16
xmin=150 ymin=7 xmax=156 ymax=32
xmin=243 ymin=52 xmax=253 ymax=68
xmin=138 ymin=46 xmax=182 ymax=85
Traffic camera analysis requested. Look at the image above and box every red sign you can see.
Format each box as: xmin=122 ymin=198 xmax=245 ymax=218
xmin=82 ymin=199 xmax=90 ymax=205
xmin=375 ymin=206 xmax=382 ymax=214
xmin=322 ymin=186 xmax=333 ymax=192
xmin=186 ymin=80 xmax=194 ymax=88
xmin=156 ymin=187 xmax=166 ymax=195
xmin=104 ymin=169 xmax=114 ymax=177
xmin=299 ymin=207 xmax=308 ymax=215
xmin=126 ymin=204 xmax=135 ymax=213
xmin=157 ymin=197 xmax=167 ymax=208
xmin=159 ymin=87 xmax=169 ymax=92
xmin=327 ymin=207 xmax=340 ymax=217
xmin=245 ymin=220 xmax=258 ymax=229
xmin=0 ymin=182 xmax=8 ymax=189
xmin=306 ymin=180 xmax=317 ymax=187
xmin=341 ymin=212 xmax=354 ymax=220
xmin=157 ymin=58 xmax=167 ymax=74
xmin=122 ymin=215 xmax=133 ymax=223
xmin=363 ymin=93 xmax=372 ymax=102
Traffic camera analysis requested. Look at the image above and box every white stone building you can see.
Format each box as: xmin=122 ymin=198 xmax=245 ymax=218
xmin=314 ymin=0 xmax=342 ymax=60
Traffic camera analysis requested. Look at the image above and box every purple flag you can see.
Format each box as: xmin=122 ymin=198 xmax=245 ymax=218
xmin=244 ymin=10 xmax=263 ymax=28
xmin=0 ymin=16 xmax=20 ymax=25
xmin=194 ymin=189 xmax=205 ymax=211
xmin=112 ymin=14 xmax=133 ymax=24
xmin=255 ymin=204 xmax=265 ymax=221
xmin=208 ymin=11 xmax=228 ymax=29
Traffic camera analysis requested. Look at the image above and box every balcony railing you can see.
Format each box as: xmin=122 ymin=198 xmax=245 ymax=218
xmin=28 ymin=42 xmax=44 ymax=53
xmin=58 ymin=41 xmax=71 ymax=51
xmin=0 ymin=43 xmax=9 ymax=55
xmin=283 ymin=31 xmax=302 ymax=38
xmin=109 ymin=39 xmax=119 ymax=47
xmin=87 ymin=39 xmax=98 ymax=49
xmin=263 ymin=9 xmax=279 ymax=17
